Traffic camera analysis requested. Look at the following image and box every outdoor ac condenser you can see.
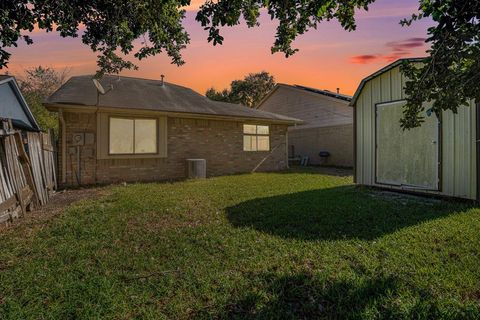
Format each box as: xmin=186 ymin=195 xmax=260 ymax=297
xmin=186 ymin=159 xmax=206 ymax=179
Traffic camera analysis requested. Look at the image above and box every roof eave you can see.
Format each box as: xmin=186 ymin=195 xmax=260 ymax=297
xmin=44 ymin=103 xmax=302 ymax=125
xmin=256 ymin=84 xmax=281 ymax=109
xmin=349 ymin=57 xmax=427 ymax=107
xmin=3 ymin=77 xmax=42 ymax=131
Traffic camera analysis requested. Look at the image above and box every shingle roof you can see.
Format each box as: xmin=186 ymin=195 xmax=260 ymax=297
xmin=293 ymin=85 xmax=352 ymax=102
xmin=257 ymin=83 xmax=352 ymax=110
xmin=45 ymin=75 xmax=301 ymax=124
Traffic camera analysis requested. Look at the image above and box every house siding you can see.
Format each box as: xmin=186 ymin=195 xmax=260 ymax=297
xmin=355 ymin=65 xmax=477 ymax=200
xmin=288 ymin=124 xmax=353 ymax=167
xmin=59 ymin=111 xmax=288 ymax=186
xmin=258 ymin=85 xmax=353 ymax=167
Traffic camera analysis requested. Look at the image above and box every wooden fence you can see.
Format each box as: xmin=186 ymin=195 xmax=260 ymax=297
xmin=0 ymin=120 xmax=57 ymax=224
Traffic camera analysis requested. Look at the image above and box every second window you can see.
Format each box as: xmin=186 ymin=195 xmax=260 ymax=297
xmin=243 ymin=124 xmax=270 ymax=151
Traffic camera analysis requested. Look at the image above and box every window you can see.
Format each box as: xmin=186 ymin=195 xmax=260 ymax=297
xmin=109 ymin=117 xmax=157 ymax=154
xmin=243 ymin=124 xmax=270 ymax=151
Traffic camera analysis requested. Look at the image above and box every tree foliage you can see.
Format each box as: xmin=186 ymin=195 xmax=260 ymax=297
xmin=0 ymin=0 xmax=190 ymax=75
xmin=196 ymin=0 xmax=375 ymax=57
xmin=206 ymin=71 xmax=276 ymax=108
xmin=2 ymin=0 xmax=479 ymax=126
xmin=18 ymin=66 xmax=69 ymax=133
xmin=399 ymin=0 xmax=480 ymax=129
xmin=1 ymin=0 xmax=374 ymax=74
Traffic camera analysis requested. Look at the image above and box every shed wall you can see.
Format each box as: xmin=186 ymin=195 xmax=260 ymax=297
xmin=0 ymin=82 xmax=32 ymax=125
xmin=355 ymin=66 xmax=477 ymax=199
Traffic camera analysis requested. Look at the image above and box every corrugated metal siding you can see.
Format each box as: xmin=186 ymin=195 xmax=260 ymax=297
xmin=355 ymin=66 xmax=477 ymax=200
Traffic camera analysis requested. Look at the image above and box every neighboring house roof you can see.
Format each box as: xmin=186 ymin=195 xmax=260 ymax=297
xmin=0 ymin=75 xmax=40 ymax=131
xmin=350 ymin=57 xmax=426 ymax=106
xmin=291 ymin=85 xmax=352 ymax=102
xmin=257 ymin=83 xmax=351 ymax=109
xmin=256 ymin=83 xmax=353 ymax=130
xmin=45 ymin=75 xmax=301 ymax=124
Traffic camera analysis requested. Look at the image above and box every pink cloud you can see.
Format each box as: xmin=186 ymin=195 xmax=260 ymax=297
xmin=350 ymin=55 xmax=381 ymax=64
xmin=350 ymin=37 xmax=427 ymax=64
xmin=386 ymin=37 xmax=426 ymax=51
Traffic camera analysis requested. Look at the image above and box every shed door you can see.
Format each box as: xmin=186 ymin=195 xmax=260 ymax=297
xmin=376 ymin=101 xmax=439 ymax=190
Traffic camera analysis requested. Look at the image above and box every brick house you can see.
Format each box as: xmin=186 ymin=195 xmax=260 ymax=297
xmin=44 ymin=75 xmax=300 ymax=187
xmin=257 ymin=84 xmax=353 ymax=167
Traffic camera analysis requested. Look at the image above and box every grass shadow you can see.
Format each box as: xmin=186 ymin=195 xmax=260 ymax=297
xmin=226 ymin=186 xmax=467 ymax=241
xmin=194 ymin=272 xmax=476 ymax=319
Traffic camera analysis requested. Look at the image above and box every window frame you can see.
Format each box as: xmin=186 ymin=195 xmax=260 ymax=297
xmin=243 ymin=124 xmax=270 ymax=152
xmin=108 ymin=116 xmax=159 ymax=155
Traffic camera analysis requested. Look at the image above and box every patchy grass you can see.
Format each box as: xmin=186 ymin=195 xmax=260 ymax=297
xmin=0 ymin=169 xmax=479 ymax=319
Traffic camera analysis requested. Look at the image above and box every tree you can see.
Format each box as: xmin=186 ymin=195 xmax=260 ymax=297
xmin=1 ymin=0 xmax=373 ymax=75
xmin=196 ymin=0 xmax=374 ymax=57
xmin=205 ymin=87 xmax=231 ymax=103
xmin=2 ymin=1 xmax=478 ymax=126
xmin=18 ymin=66 xmax=69 ymax=133
xmin=206 ymin=71 xmax=276 ymax=108
xmin=399 ymin=0 xmax=480 ymax=129
xmin=1 ymin=0 xmax=190 ymax=75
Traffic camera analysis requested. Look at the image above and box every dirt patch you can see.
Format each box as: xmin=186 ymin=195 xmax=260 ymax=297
xmin=0 ymin=187 xmax=110 ymax=234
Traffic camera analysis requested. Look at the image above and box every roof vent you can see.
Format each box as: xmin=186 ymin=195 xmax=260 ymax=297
xmin=160 ymin=74 xmax=165 ymax=86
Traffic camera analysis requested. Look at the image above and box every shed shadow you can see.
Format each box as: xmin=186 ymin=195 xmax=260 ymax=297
xmin=193 ymin=272 xmax=453 ymax=319
xmin=226 ymin=186 xmax=466 ymax=241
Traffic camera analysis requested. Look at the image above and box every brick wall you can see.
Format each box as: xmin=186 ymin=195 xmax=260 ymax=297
xmin=60 ymin=112 xmax=288 ymax=186
xmin=289 ymin=124 xmax=353 ymax=167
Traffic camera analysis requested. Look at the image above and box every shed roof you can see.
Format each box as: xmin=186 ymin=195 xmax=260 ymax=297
xmin=0 ymin=75 xmax=40 ymax=131
xmin=350 ymin=57 xmax=426 ymax=106
xmin=45 ymin=75 xmax=301 ymax=124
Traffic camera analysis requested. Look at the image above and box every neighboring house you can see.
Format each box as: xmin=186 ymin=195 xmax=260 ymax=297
xmin=257 ymin=84 xmax=353 ymax=167
xmin=0 ymin=75 xmax=40 ymax=131
xmin=352 ymin=58 xmax=478 ymax=200
xmin=44 ymin=75 xmax=301 ymax=186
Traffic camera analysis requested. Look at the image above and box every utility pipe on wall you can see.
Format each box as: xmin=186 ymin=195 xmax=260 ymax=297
xmin=59 ymin=109 xmax=67 ymax=184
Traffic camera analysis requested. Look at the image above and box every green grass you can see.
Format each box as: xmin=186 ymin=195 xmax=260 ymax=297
xmin=1 ymin=169 xmax=479 ymax=319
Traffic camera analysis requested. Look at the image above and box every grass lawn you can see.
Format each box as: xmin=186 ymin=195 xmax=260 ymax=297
xmin=1 ymin=168 xmax=479 ymax=319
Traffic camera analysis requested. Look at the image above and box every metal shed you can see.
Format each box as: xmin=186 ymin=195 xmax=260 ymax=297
xmin=351 ymin=58 xmax=478 ymax=200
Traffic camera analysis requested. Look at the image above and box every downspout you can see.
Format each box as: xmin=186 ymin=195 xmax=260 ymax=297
xmin=59 ymin=108 xmax=67 ymax=184
xmin=285 ymin=128 xmax=289 ymax=169
xmin=476 ymin=102 xmax=480 ymax=202
xmin=353 ymin=103 xmax=357 ymax=184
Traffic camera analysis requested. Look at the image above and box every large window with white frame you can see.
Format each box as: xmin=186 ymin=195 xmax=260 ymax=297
xmin=109 ymin=117 xmax=157 ymax=154
xmin=243 ymin=124 xmax=270 ymax=151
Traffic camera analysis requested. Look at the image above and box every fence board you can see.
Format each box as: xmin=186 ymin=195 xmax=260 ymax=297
xmin=0 ymin=119 xmax=57 ymax=225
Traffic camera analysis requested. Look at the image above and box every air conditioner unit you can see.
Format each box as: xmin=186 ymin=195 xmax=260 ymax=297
xmin=186 ymin=159 xmax=206 ymax=179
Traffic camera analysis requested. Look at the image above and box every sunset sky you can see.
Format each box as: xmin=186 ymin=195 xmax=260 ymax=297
xmin=5 ymin=0 xmax=432 ymax=96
